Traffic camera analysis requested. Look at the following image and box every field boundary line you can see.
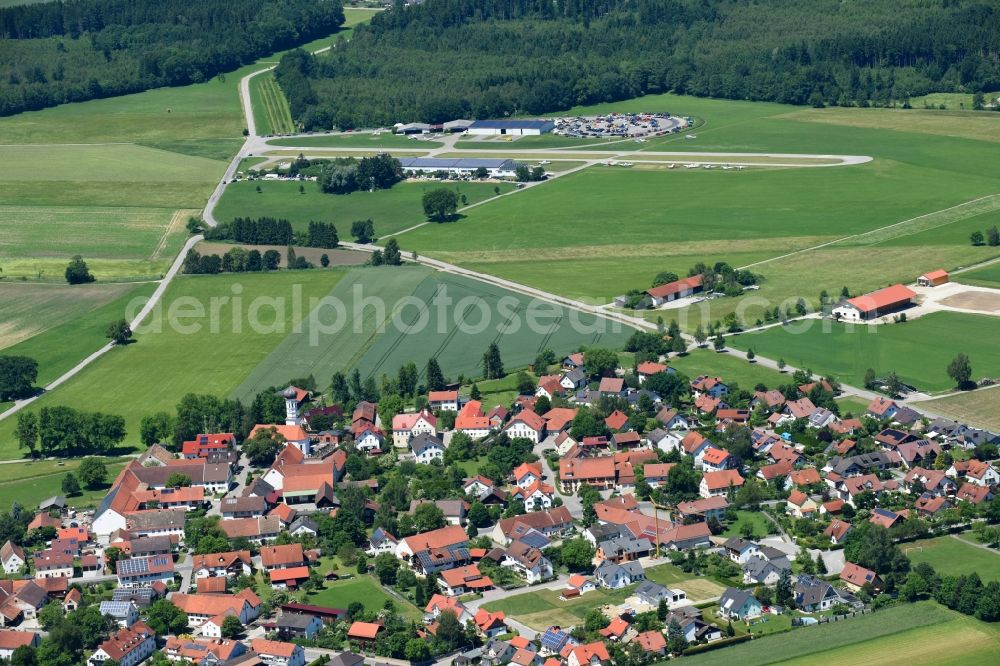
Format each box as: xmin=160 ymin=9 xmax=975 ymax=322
xmin=151 ymin=209 xmax=194 ymax=260
xmin=740 ymin=192 xmax=1000 ymax=270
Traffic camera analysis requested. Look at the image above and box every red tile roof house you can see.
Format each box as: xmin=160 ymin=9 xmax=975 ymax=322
xmin=635 ymin=629 xmax=667 ymax=655
xmin=840 ymin=562 xmax=882 ymax=592
xmin=503 ymin=409 xmax=546 ymax=444
xmin=699 ymin=470 xmax=745 ymax=498
xmin=394 ymin=525 xmax=469 ymax=561
xmin=473 ymin=608 xmax=507 ymax=638
xmin=438 ymin=564 xmax=494 ymax=596
xmin=699 ymin=447 xmax=735 ymax=472
xmin=171 ymin=590 xmax=261 ymax=628
xmin=947 ymin=459 xmax=1000 ymax=487
xmin=513 ymin=462 xmax=544 ymax=489
xmin=691 ymin=375 xmax=728 ymax=399
xmin=0 ymin=631 xmax=39 ymax=659
xmin=832 ymin=284 xmax=916 ymax=322
xmin=492 ymin=507 xmax=574 ymax=545
xmin=824 ymin=519 xmax=853 ymax=545
xmin=390 ymin=410 xmax=438 ymax=448
xmin=346 ymin=621 xmax=382 ymax=645
xmin=428 ymin=390 xmax=461 ymax=412
xmin=87 ymin=623 xmax=155 ymax=666
xmin=956 ymin=483 xmax=993 ymax=505
xmin=636 ymin=361 xmax=668 ymax=383
xmin=559 ymin=456 xmax=617 ymax=493
xmin=268 ymin=566 xmax=311 ymax=590
xmin=598 ymin=377 xmax=625 ymax=396
xmin=676 ymin=496 xmax=729 ymax=522
xmin=192 ymin=551 xmax=253 ymax=578
xmin=250 ymin=639 xmax=305 ymax=666
xmin=566 ymin=641 xmax=611 ymax=666
xmin=642 ymin=463 xmax=676 ymax=489
xmin=866 ymin=396 xmax=900 ymax=420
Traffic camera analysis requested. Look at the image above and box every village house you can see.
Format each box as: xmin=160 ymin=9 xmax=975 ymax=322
xmin=428 ymin=390 xmax=461 ymax=412
xmin=824 ymin=519 xmax=853 ymax=545
xmin=700 ymin=470 xmax=745 ymax=498
xmin=0 ymin=631 xmax=40 ymax=660
xmin=87 ymin=624 xmax=156 ymax=666
xmin=0 ymin=542 xmax=25 ymax=575
xmin=192 ymin=551 xmax=253 ymax=579
xmin=503 ymin=410 xmax=545 ymax=444
xmin=594 ymin=560 xmax=644 ymax=589
xmin=391 ymin=410 xmax=438 ymax=448
xmin=840 ymin=562 xmax=882 ymax=592
xmin=455 ymin=401 xmax=492 ymax=439
xmin=251 ymin=639 xmax=306 ymax=666
xmin=718 ymin=588 xmax=762 ymax=620
xmin=411 ymin=434 xmax=445 ymax=464
xmin=795 ymin=575 xmax=842 ymax=612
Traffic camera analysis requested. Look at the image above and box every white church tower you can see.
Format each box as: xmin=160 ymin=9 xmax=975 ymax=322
xmin=282 ymin=386 xmax=305 ymax=426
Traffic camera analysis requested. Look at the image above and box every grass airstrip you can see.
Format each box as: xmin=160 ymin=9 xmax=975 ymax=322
xmin=389 ymin=92 xmax=1000 ymax=336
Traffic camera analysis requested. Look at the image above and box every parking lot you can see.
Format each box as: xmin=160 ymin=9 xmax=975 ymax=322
xmin=553 ymin=112 xmax=687 ymax=139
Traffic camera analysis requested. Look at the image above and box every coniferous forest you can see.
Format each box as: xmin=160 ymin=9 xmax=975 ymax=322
xmin=274 ymin=0 xmax=1000 ymax=130
xmin=0 ymin=0 xmax=345 ymax=116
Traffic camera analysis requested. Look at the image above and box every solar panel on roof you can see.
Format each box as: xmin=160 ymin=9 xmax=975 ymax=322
xmin=519 ymin=531 xmax=550 ymax=549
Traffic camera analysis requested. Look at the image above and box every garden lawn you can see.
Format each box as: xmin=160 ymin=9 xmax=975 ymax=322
xmin=645 ymin=563 xmax=727 ymax=601
xmin=305 ymin=575 xmax=422 ymax=621
xmin=482 ymin=586 xmax=631 ymax=631
xmin=0 ymin=282 xmax=157 ymax=386
xmin=678 ymin=602 xmax=986 ymax=666
xmin=213 ymin=180 xmax=514 ymax=238
xmin=0 ymin=271 xmax=344 ymax=459
xmin=722 ymin=510 xmax=776 ymax=540
xmin=917 ymin=388 xmax=1000 ymax=433
xmin=460 ymin=372 xmax=537 ymax=413
xmin=900 ymin=535 xmax=1000 ymax=582
xmin=728 ymin=312 xmax=1000 ymax=393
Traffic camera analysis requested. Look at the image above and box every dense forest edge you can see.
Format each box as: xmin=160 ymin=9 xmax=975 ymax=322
xmin=0 ymin=0 xmax=345 ymax=116
xmin=273 ymin=0 xmax=1000 ymax=130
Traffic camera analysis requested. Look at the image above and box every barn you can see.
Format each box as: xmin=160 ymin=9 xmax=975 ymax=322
xmin=918 ymin=269 xmax=949 ymax=287
xmin=467 ymin=119 xmax=556 ymax=136
xmin=832 ymin=284 xmax=916 ymax=321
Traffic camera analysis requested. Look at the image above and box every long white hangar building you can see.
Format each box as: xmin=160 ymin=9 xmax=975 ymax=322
xmin=466 ymin=119 xmax=556 ymax=136
xmin=398 ymin=157 xmax=519 ymax=178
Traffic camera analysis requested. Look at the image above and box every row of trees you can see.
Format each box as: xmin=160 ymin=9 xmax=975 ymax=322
xmin=274 ymin=0 xmax=1000 ymax=131
xmin=16 ymin=407 xmax=126 ymax=457
xmin=0 ymin=0 xmax=346 ymax=117
xmin=970 ymin=226 xmax=1000 ymax=247
xmin=206 ymin=217 xmax=295 ymax=246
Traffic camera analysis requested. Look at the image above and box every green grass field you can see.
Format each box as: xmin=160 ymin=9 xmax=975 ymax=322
xmin=0 ymin=142 xmax=221 ymax=279
xmin=728 ymin=312 xmax=1000 ymax=393
xmin=0 ymin=458 xmax=128 ymax=512
xmin=917 ymin=388 xmax=1000 ymax=432
xmin=230 ymin=265 xmax=631 ymax=400
xmin=680 ymin=602 xmax=997 ymax=666
xmin=0 ymin=282 xmax=157 ymax=386
xmin=214 ymin=180 xmax=515 ymax=237
xmin=251 ymin=73 xmax=295 ymax=136
xmin=268 ymin=133 xmax=443 ymax=149
xmin=901 ymin=535 xmax=1000 ymax=582
xmin=955 ymin=262 xmax=1000 ymax=287
xmin=305 ymin=574 xmax=422 ymax=621
xmin=667 ymin=350 xmax=786 ymax=390
xmin=0 ymin=271 xmax=343 ymax=458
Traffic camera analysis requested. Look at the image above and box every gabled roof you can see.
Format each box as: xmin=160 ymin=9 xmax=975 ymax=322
xmin=840 ymin=562 xmax=879 ymax=587
xmin=844 ymin=284 xmax=916 ymax=314
xmin=701 ymin=470 xmax=744 ymax=490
